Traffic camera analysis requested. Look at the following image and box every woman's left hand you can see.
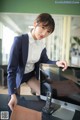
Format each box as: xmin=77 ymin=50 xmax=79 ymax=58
xmin=56 ymin=60 xmax=67 ymax=71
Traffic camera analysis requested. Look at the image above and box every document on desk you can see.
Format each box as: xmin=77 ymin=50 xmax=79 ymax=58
xmin=10 ymin=105 xmax=42 ymax=120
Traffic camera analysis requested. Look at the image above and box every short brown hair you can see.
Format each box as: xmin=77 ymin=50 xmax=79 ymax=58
xmin=35 ymin=13 xmax=55 ymax=33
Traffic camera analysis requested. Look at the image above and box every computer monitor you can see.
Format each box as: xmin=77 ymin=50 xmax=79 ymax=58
xmin=39 ymin=63 xmax=80 ymax=120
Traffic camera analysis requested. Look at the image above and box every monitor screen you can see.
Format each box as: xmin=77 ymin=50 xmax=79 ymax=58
xmin=39 ymin=63 xmax=80 ymax=112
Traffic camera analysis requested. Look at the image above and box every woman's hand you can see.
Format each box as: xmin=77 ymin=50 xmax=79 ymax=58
xmin=8 ymin=94 xmax=17 ymax=111
xmin=56 ymin=60 xmax=67 ymax=71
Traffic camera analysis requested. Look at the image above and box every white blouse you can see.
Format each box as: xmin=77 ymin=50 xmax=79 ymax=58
xmin=24 ymin=32 xmax=45 ymax=73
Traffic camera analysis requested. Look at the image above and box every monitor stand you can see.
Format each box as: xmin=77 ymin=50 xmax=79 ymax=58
xmin=52 ymin=107 xmax=75 ymax=120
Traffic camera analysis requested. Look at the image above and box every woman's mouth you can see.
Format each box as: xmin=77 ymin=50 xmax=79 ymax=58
xmin=39 ymin=35 xmax=44 ymax=39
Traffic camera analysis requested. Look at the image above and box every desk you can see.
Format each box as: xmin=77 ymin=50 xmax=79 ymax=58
xmin=0 ymin=94 xmax=80 ymax=120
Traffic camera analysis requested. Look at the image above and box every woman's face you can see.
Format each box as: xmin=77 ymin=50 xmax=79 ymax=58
xmin=33 ymin=22 xmax=52 ymax=40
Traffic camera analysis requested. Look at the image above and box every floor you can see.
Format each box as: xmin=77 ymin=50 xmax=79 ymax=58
xmin=0 ymin=83 xmax=32 ymax=95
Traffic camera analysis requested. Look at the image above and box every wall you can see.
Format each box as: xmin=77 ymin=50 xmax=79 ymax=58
xmin=0 ymin=0 xmax=80 ymax=15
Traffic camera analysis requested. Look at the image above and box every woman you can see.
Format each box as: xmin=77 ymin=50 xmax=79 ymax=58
xmin=7 ymin=13 xmax=67 ymax=111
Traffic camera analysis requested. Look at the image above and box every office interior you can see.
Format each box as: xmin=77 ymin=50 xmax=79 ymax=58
xmin=0 ymin=1 xmax=80 ymax=119
xmin=0 ymin=0 xmax=80 ymax=90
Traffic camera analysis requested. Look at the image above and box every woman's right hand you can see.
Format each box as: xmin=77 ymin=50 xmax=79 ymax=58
xmin=8 ymin=94 xmax=17 ymax=111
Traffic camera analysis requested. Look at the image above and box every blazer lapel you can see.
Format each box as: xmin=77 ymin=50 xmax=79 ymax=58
xmin=22 ymin=34 xmax=29 ymax=66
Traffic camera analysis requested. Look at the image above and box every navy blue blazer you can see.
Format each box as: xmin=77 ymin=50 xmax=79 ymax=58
xmin=7 ymin=34 xmax=56 ymax=95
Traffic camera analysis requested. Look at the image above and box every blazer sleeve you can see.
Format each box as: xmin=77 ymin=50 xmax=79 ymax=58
xmin=7 ymin=36 xmax=22 ymax=95
xmin=40 ymin=48 xmax=57 ymax=64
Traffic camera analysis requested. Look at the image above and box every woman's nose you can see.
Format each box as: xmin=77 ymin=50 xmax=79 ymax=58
xmin=42 ymin=30 xmax=48 ymax=36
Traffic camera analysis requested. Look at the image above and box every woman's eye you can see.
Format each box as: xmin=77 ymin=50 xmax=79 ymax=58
xmin=42 ymin=26 xmax=45 ymax=29
xmin=47 ymin=30 xmax=51 ymax=33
